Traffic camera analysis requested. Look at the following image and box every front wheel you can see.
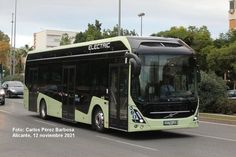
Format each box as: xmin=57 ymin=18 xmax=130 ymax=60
xmin=92 ymin=108 xmax=105 ymax=132
xmin=39 ymin=100 xmax=48 ymax=119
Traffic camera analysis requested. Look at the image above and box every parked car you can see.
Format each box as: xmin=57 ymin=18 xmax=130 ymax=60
xmin=227 ymin=90 xmax=236 ymax=100
xmin=2 ymin=81 xmax=24 ymax=98
xmin=0 ymin=88 xmax=5 ymax=105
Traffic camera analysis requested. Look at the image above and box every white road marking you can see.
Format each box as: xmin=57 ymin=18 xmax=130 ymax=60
xmin=34 ymin=119 xmax=57 ymax=127
xmin=0 ymin=109 xmax=12 ymax=114
xmin=200 ymin=121 xmax=236 ymax=127
xmin=96 ymin=135 xmax=159 ymax=151
xmin=183 ymin=132 xmax=236 ymax=142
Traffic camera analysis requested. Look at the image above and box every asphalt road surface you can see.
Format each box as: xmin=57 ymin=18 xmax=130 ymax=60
xmin=0 ymin=98 xmax=236 ymax=157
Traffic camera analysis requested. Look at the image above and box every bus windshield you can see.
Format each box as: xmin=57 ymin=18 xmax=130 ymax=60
xmin=131 ymin=54 xmax=197 ymax=103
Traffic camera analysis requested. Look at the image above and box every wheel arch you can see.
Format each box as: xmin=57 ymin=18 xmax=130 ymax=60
xmin=38 ymin=97 xmax=46 ymax=113
xmin=39 ymin=98 xmax=46 ymax=106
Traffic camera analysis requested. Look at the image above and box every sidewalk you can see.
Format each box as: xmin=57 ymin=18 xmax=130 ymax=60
xmin=199 ymin=113 xmax=236 ymax=125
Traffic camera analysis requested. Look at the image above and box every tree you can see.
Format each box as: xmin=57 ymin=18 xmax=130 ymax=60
xmin=103 ymin=25 xmax=137 ymax=38
xmin=74 ymin=32 xmax=86 ymax=43
xmin=15 ymin=44 xmax=33 ymax=74
xmin=198 ymin=71 xmax=233 ymax=114
xmin=60 ymin=33 xmax=73 ymax=46
xmin=151 ymin=26 xmax=213 ymax=71
xmin=74 ymin=20 xmax=102 ymax=43
xmin=207 ymin=41 xmax=236 ymax=88
xmin=18 ymin=44 xmax=33 ymax=57
xmin=152 ymin=26 xmax=213 ymax=52
xmin=0 ymin=31 xmax=10 ymax=66
xmin=0 ymin=31 xmax=10 ymax=42
xmin=74 ymin=20 xmax=138 ymax=43
xmin=152 ymin=26 xmax=191 ymax=44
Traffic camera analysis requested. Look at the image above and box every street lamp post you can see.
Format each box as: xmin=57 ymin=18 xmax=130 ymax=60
xmin=138 ymin=12 xmax=145 ymax=36
xmin=10 ymin=13 xmax=14 ymax=76
xmin=118 ymin=0 xmax=121 ymax=36
xmin=13 ymin=0 xmax=17 ymax=75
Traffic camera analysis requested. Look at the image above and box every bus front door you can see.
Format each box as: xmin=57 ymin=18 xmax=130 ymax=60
xmin=62 ymin=66 xmax=76 ymax=121
xmin=109 ymin=65 xmax=128 ymax=131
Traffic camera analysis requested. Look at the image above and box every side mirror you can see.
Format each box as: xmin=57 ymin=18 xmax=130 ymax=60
xmin=125 ymin=52 xmax=141 ymax=76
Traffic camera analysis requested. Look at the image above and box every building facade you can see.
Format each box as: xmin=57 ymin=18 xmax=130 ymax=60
xmin=33 ymin=30 xmax=77 ymax=50
xmin=229 ymin=0 xmax=236 ymax=29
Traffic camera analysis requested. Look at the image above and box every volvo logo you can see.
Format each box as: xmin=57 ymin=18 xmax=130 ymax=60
xmin=164 ymin=112 xmax=179 ymax=118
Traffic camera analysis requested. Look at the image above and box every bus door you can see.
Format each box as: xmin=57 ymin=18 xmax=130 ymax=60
xmin=62 ymin=66 xmax=76 ymax=121
xmin=28 ymin=68 xmax=38 ymax=112
xmin=109 ymin=64 xmax=128 ymax=130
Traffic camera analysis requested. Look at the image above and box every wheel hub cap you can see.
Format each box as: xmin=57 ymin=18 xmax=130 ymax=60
xmin=95 ymin=112 xmax=104 ymax=129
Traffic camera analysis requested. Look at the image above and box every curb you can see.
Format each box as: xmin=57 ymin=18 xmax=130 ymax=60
xmin=199 ymin=113 xmax=236 ymax=125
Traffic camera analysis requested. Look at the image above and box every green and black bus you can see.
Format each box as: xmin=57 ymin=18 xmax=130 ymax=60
xmin=24 ymin=36 xmax=199 ymax=132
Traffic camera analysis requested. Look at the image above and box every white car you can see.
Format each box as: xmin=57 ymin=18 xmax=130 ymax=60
xmin=2 ymin=81 xmax=23 ymax=98
xmin=0 ymin=88 xmax=5 ymax=105
xmin=227 ymin=90 xmax=236 ymax=100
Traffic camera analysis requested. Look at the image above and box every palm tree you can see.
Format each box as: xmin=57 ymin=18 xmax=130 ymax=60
xmin=15 ymin=44 xmax=33 ymax=74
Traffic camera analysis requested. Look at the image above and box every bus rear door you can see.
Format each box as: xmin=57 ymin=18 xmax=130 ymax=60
xmin=62 ymin=66 xmax=76 ymax=121
xmin=28 ymin=68 xmax=38 ymax=112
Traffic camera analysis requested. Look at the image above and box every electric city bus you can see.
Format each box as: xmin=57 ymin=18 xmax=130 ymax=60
xmin=24 ymin=36 xmax=199 ymax=132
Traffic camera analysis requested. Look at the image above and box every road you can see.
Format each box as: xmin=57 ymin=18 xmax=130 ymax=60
xmin=0 ymin=98 xmax=236 ymax=157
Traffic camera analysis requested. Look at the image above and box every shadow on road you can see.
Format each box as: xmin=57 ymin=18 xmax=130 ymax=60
xmin=5 ymin=96 xmax=23 ymax=100
xmin=30 ymin=115 xmax=194 ymax=141
xmin=106 ymin=129 xmax=194 ymax=141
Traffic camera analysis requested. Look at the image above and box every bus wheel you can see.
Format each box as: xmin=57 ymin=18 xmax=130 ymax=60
xmin=93 ymin=108 xmax=105 ymax=132
xmin=40 ymin=100 xmax=47 ymax=119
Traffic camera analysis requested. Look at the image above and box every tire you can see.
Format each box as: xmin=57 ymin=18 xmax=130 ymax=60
xmin=92 ymin=107 xmax=105 ymax=132
xmin=39 ymin=100 xmax=48 ymax=119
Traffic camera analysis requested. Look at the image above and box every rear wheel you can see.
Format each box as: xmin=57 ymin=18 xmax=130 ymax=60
xmin=39 ymin=100 xmax=47 ymax=119
xmin=92 ymin=108 xmax=105 ymax=132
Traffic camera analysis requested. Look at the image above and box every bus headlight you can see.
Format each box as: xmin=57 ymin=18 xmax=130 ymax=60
xmin=130 ymin=108 xmax=146 ymax=123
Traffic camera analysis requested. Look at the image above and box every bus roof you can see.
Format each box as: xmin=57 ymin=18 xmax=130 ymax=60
xmin=28 ymin=36 xmax=193 ymax=55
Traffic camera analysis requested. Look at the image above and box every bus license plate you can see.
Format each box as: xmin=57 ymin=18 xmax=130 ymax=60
xmin=163 ymin=120 xmax=178 ymax=126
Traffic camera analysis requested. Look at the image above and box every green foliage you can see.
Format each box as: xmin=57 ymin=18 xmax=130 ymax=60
xmin=152 ymin=26 xmax=213 ymax=71
xmin=0 ymin=30 xmax=10 ymax=42
xmin=60 ymin=33 xmax=73 ymax=46
xmin=14 ymin=45 xmax=33 ymax=74
xmin=227 ymin=100 xmax=236 ymax=113
xmin=213 ymin=30 xmax=236 ymax=48
xmin=103 ymin=25 xmax=137 ymax=38
xmin=198 ymin=71 xmax=230 ymax=113
xmin=0 ymin=30 xmax=10 ymax=66
xmin=151 ymin=26 xmax=213 ymax=51
xmin=74 ymin=20 xmax=138 ymax=43
xmin=2 ymin=74 xmax=24 ymax=83
xmin=215 ymin=99 xmax=236 ymax=114
xmin=74 ymin=20 xmax=103 ymax=43
xmin=207 ymin=41 xmax=236 ymax=79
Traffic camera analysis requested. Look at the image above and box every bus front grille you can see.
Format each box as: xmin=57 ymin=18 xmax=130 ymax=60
xmin=138 ymin=101 xmax=198 ymax=119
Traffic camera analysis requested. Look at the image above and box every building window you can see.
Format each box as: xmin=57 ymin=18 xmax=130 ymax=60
xmin=230 ymin=0 xmax=235 ymax=10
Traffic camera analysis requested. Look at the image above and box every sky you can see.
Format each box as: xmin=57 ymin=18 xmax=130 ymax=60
xmin=0 ymin=0 xmax=229 ymax=48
